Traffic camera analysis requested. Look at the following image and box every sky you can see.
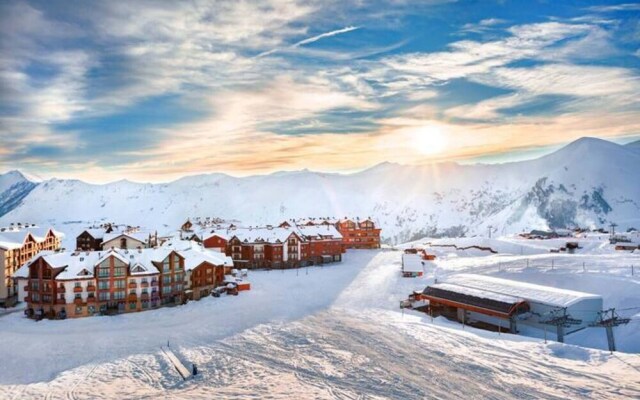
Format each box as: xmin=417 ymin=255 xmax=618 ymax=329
xmin=0 ymin=0 xmax=639 ymax=183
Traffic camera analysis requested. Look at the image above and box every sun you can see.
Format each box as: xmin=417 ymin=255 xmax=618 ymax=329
xmin=409 ymin=125 xmax=448 ymax=156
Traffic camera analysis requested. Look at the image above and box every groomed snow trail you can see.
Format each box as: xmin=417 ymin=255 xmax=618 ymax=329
xmin=1 ymin=249 xmax=639 ymax=399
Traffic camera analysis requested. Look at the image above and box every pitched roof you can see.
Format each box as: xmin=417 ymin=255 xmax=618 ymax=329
xmin=13 ymin=248 xmax=175 ymax=280
xmin=444 ymin=274 xmax=601 ymax=307
xmin=0 ymin=226 xmax=64 ymax=250
xmin=296 ymin=224 xmax=342 ymax=239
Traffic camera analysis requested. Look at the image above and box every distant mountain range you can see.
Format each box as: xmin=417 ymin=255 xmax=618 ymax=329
xmin=1 ymin=137 xmax=639 ymax=244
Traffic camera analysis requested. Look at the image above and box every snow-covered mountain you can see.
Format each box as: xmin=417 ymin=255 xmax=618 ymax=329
xmin=0 ymin=170 xmax=37 ymax=218
xmin=1 ymin=137 xmax=639 ymax=243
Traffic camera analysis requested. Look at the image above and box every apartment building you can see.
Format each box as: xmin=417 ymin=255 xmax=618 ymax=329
xmin=13 ymin=244 xmax=233 ymax=319
xmin=0 ymin=224 xmax=63 ymax=307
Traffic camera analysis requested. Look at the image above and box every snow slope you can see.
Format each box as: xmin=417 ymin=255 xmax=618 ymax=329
xmin=0 ymin=170 xmax=37 ymax=218
xmin=0 ymin=243 xmax=639 ymax=399
xmin=1 ymin=137 xmax=639 ymax=243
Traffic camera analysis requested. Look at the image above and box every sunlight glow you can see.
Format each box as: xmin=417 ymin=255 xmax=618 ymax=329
xmin=407 ymin=125 xmax=449 ymax=156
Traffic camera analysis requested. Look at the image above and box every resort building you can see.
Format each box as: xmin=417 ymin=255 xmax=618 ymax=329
xmin=199 ymin=222 xmax=346 ymax=269
xmin=0 ymin=225 xmax=63 ymax=307
xmin=335 ymin=218 xmax=381 ymax=249
xmin=76 ymin=224 xmax=159 ymax=251
xmin=412 ymin=274 xmax=602 ymax=338
xmin=14 ymin=244 xmax=234 ymax=319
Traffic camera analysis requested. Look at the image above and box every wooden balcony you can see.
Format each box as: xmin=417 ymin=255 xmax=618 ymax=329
xmin=73 ymin=286 xmax=83 ymax=293
xmin=87 ymin=296 xmax=96 ymax=303
xmin=128 ymin=282 xmax=137 ymax=289
xmin=127 ymin=293 xmax=137 ymax=302
xmin=86 ymin=285 xmax=96 ymax=292
xmin=73 ymin=298 xmax=84 ymax=305
xmin=141 ymin=281 xmax=149 ymax=288
xmin=141 ymin=292 xmax=150 ymax=301
xmin=150 ymin=280 xmax=158 ymax=286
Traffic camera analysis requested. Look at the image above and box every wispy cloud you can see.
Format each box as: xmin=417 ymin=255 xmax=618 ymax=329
xmin=256 ymin=25 xmax=360 ymax=57
xmin=586 ymin=3 xmax=640 ymax=12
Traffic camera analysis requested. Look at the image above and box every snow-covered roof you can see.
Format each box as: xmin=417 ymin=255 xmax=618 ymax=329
xmin=0 ymin=226 xmax=64 ymax=250
xmin=210 ymin=226 xmax=298 ymax=244
xmin=402 ymin=253 xmax=424 ymax=273
xmin=444 ymin=274 xmax=601 ymax=307
xmin=102 ymin=231 xmax=149 ymax=244
xmin=428 ymin=283 xmax=524 ymax=305
xmin=296 ymin=224 xmax=342 ymax=239
xmin=81 ymin=228 xmax=107 ymax=239
xmin=180 ymin=246 xmax=233 ymax=270
xmin=12 ymin=248 xmax=178 ymax=280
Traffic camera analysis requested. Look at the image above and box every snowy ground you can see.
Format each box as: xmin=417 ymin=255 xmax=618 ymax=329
xmin=1 ymin=238 xmax=639 ymax=399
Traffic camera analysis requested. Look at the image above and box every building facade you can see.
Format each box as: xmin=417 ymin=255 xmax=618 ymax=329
xmin=14 ymin=245 xmax=234 ymax=319
xmin=0 ymin=225 xmax=63 ymax=307
xmin=336 ymin=218 xmax=381 ymax=249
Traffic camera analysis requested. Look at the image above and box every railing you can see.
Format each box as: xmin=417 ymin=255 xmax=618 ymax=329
xmin=87 ymin=296 xmax=96 ymax=303
xmin=141 ymin=281 xmax=149 ymax=288
xmin=127 ymin=294 xmax=137 ymax=302
xmin=73 ymin=298 xmax=83 ymax=305
xmin=86 ymin=285 xmax=96 ymax=292
xmin=128 ymin=282 xmax=137 ymax=289
xmin=141 ymin=293 xmax=150 ymax=300
xmin=73 ymin=286 xmax=83 ymax=293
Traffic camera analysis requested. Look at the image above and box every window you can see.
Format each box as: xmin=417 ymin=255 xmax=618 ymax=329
xmin=129 ymin=302 xmax=136 ymax=310
xmin=74 ymin=294 xmax=81 ymax=300
xmin=142 ymin=288 xmax=148 ymax=294
xmin=129 ymin=289 xmax=136 ymax=295
xmin=114 ymin=280 xmax=125 ymax=289
xmin=162 ymin=286 xmax=171 ymax=294
xmin=114 ymin=267 xmax=126 ymax=277
xmin=98 ymin=267 xmax=110 ymax=278
xmin=75 ymin=306 xmax=82 ymax=315
xmin=98 ymin=281 xmax=109 ymax=290
xmin=120 ymin=238 xmax=127 ymax=249
xmin=74 ymin=282 xmax=81 ymax=288
xmin=114 ymin=291 xmax=125 ymax=300
xmin=141 ymin=278 xmax=148 ymax=284
xmin=99 ymin=292 xmax=109 ymax=301
xmin=31 ymin=293 xmax=40 ymax=302
xmin=31 ymin=281 xmax=40 ymax=291
xmin=129 ymin=279 xmax=136 ymax=285
xmin=142 ymin=301 xmax=149 ymax=309
xmin=88 ymin=305 xmax=95 ymax=315
xmin=43 ymin=295 xmax=51 ymax=303
xmin=163 ymin=276 xmax=171 ymax=285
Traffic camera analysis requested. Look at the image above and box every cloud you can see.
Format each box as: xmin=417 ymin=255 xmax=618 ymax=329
xmin=459 ymin=18 xmax=507 ymax=34
xmin=586 ymin=3 xmax=640 ymax=12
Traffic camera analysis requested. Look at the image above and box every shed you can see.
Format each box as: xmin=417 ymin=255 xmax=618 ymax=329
xmin=401 ymin=254 xmax=424 ymax=277
xmin=444 ymin=274 xmax=603 ymax=334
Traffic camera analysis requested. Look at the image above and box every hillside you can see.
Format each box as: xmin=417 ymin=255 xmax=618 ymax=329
xmin=0 ymin=171 xmax=37 ymax=218
xmin=1 ymin=137 xmax=639 ymax=243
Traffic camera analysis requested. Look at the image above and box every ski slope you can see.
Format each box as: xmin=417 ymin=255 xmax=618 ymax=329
xmin=0 ymin=239 xmax=639 ymax=399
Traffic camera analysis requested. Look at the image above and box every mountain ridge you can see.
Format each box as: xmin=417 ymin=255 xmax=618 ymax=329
xmin=1 ymin=137 xmax=639 ymax=243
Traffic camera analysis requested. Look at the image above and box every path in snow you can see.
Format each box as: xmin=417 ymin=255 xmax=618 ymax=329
xmin=1 ymin=248 xmax=639 ymax=399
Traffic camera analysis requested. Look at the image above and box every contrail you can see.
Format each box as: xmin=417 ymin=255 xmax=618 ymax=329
xmin=257 ymin=26 xmax=360 ymax=57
